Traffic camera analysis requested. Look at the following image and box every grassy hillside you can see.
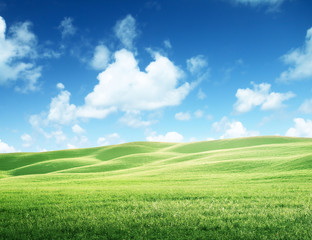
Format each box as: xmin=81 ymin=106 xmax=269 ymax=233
xmin=1 ymin=136 xmax=312 ymax=177
xmin=0 ymin=136 xmax=312 ymax=239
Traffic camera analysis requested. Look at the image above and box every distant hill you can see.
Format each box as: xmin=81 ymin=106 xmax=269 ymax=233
xmin=1 ymin=136 xmax=312 ymax=178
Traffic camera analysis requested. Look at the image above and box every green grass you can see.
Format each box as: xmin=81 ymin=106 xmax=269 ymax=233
xmin=0 ymin=136 xmax=312 ymax=239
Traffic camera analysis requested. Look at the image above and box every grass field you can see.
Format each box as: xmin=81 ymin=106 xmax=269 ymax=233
xmin=0 ymin=136 xmax=312 ymax=239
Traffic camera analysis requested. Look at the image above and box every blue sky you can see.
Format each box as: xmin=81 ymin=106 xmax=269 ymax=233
xmin=1 ymin=0 xmax=312 ymax=152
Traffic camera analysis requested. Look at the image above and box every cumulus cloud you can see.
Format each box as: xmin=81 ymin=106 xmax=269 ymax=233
xmin=175 ymin=112 xmax=191 ymax=121
xmin=114 ymin=14 xmax=137 ymax=49
xmin=47 ymin=87 xmax=77 ymax=125
xmin=29 ymin=85 xmax=79 ymax=145
xmin=187 ymin=55 xmax=208 ymax=74
xmin=286 ymin=118 xmax=312 ymax=138
xmin=29 ymin=15 xmax=194 ymax=145
xmin=59 ymin=17 xmax=76 ymax=38
xmin=0 ymin=16 xmax=42 ymax=92
xmin=29 ymin=83 xmax=113 ymax=137
xmin=279 ymin=27 xmax=312 ymax=82
xmin=90 ymin=45 xmax=110 ymax=70
xmin=119 ymin=111 xmax=152 ymax=128
xmin=21 ymin=133 xmax=32 ymax=147
xmin=31 ymin=83 xmax=115 ymax=128
xmin=97 ymin=133 xmax=122 ymax=146
xmin=0 ymin=139 xmax=16 ymax=153
xmin=72 ymin=124 xmax=85 ymax=134
xmin=32 ymin=48 xmax=192 ymax=128
xmin=213 ymin=117 xmax=259 ymax=139
xmin=146 ymin=131 xmax=184 ymax=142
xmin=234 ymin=82 xmax=294 ymax=113
xmin=83 ymin=49 xmax=191 ymax=112
xmin=299 ymin=99 xmax=312 ymax=114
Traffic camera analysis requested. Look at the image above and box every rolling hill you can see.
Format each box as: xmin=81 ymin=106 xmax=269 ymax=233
xmin=0 ymin=136 xmax=312 ymax=240
xmin=1 ymin=136 xmax=312 ymax=178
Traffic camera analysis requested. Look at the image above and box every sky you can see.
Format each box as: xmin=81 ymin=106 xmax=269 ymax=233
xmin=0 ymin=0 xmax=312 ymax=152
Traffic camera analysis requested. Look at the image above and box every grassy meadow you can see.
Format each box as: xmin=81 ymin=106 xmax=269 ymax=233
xmin=0 ymin=136 xmax=312 ymax=239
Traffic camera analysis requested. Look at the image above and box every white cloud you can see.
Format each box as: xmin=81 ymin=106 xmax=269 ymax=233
xmin=79 ymin=135 xmax=88 ymax=144
xmin=164 ymin=39 xmax=172 ymax=49
xmin=21 ymin=133 xmax=32 ymax=147
xmin=194 ymin=109 xmax=204 ymax=118
xmin=0 ymin=139 xmax=16 ymax=153
xmin=114 ymin=14 xmax=137 ymax=49
xmin=72 ymin=124 xmax=85 ymax=134
xmin=56 ymin=82 xmax=65 ymax=90
xmin=51 ymin=130 xmax=67 ymax=144
xmin=279 ymin=27 xmax=312 ymax=82
xmin=59 ymin=17 xmax=76 ymax=38
xmin=187 ymin=55 xmax=208 ymax=74
xmin=83 ymin=49 xmax=191 ymax=112
xmin=97 ymin=133 xmax=122 ymax=146
xmin=234 ymin=82 xmax=294 ymax=113
xmin=197 ymin=88 xmax=206 ymax=100
xmin=286 ymin=118 xmax=312 ymax=138
xmin=186 ymin=55 xmax=210 ymax=87
xmin=119 ymin=111 xmax=152 ymax=128
xmin=69 ymin=135 xmax=88 ymax=149
xmin=47 ymin=86 xmax=77 ymax=125
xmin=0 ymin=16 xmax=5 ymax=39
xmin=29 ymin=83 xmax=117 ymax=131
xmin=67 ymin=134 xmax=88 ymax=149
xmin=35 ymin=47 xmax=192 ymax=126
xmin=233 ymin=0 xmax=284 ymax=7
xmin=206 ymin=137 xmax=215 ymax=141
xmin=67 ymin=143 xmax=77 ymax=149
xmin=29 ymin=114 xmax=42 ymax=128
xmin=76 ymin=105 xmax=117 ymax=119
xmin=90 ymin=45 xmax=110 ymax=70
xmin=97 ymin=137 xmax=108 ymax=146
xmin=29 ymin=114 xmax=50 ymax=138
xmin=213 ymin=117 xmax=259 ymax=139
xmin=29 ymin=15 xmax=195 ymax=143
xmin=0 ymin=16 xmax=42 ymax=92
xmin=299 ymin=98 xmax=312 ymax=114
xmin=175 ymin=112 xmax=191 ymax=121
xmin=261 ymin=92 xmax=294 ymax=110
xmin=146 ymin=131 xmax=184 ymax=142
xmin=97 ymin=137 xmax=107 ymax=146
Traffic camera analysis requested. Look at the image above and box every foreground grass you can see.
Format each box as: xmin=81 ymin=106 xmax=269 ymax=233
xmin=0 ymin=136 xmax=312 ymax=239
